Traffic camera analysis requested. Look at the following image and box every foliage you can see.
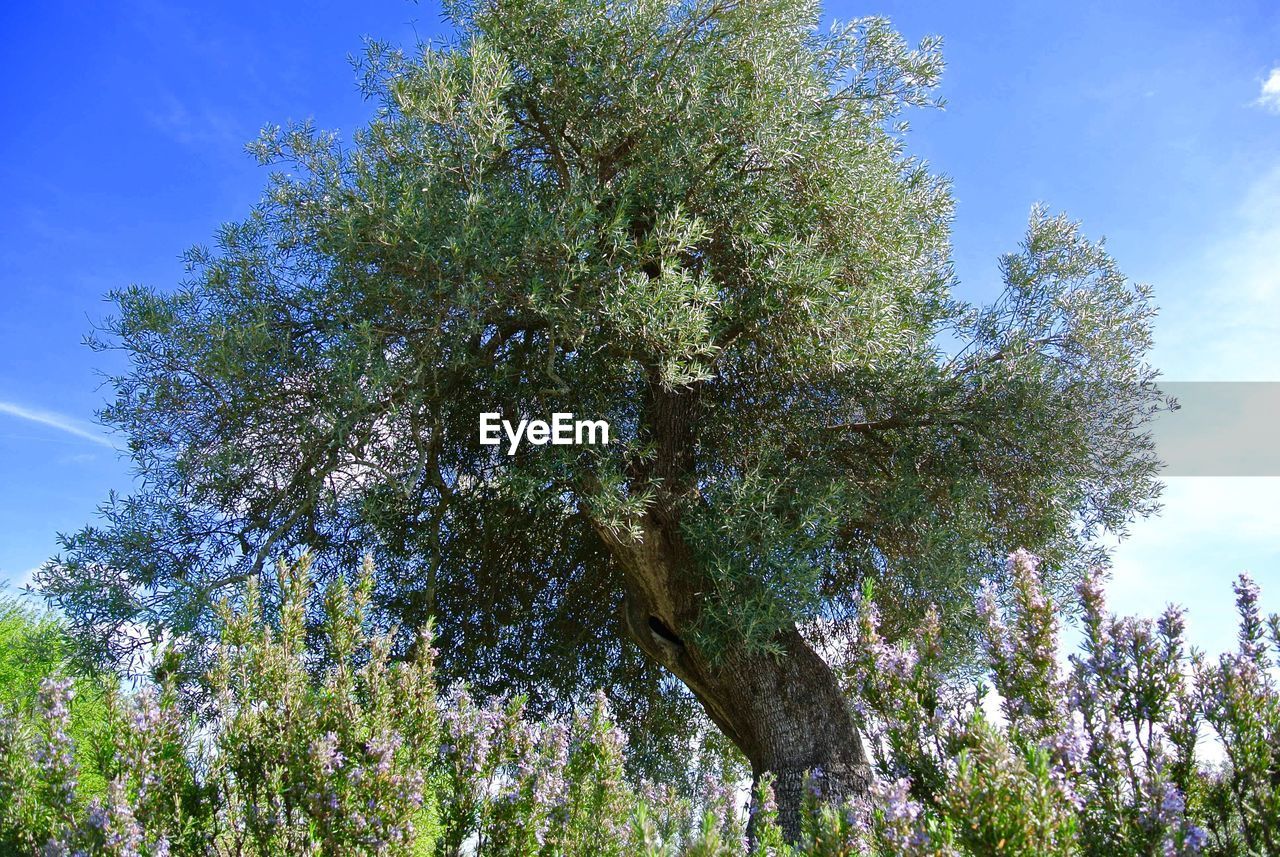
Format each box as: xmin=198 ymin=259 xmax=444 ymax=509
xmin=845 ymin=551 xmax=1280 ymax=856
xmin=1194 ymin=576 xmax=1280 ymax=855
xmin=2 ymin=558 xmax=760 ymax=855
xmin=3 ymin=558 xmax=440 ymax=855
xmin=0 ymin=592 xmax=115 ymax=848
xmin=41 ymin=1 xmax=1164 ymax=783
xmin=5 ymin=554 xmax=1280 ymax=855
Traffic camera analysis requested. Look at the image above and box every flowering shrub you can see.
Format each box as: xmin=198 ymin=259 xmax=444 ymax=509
xmin=1194 ymin=576 xmax=1280 ymax=855
xmin=2 ymin=553 xmax=1279 ymax=855
xmin=846 ymin=551 xmax=1279 ymax=856
xmin=0 ymin=595 xmax=116 ymax=853
xmin=0 ymin=559 xmax=772 ymax=856
xmin=2 ymin=557 xmax=438 ymax=856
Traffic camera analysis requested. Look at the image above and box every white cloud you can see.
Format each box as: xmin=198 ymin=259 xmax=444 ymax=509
xmin=0 ymin=401 xmax=117 ymax=448
xmin=0 ymin=566 xmax=41 ymax=591
xmin=1134 ymin=478 xmax=1280 ymax=542
xmin=1152 ymin=166 xmax=1280 ymax=380
xmin=1105 ymin=477 xmax=1280 ymax=654
xmin=1257 ymin=67 xmax=1280 ymax=113
xmin=1082 ymin=163 xmax=1280 ymax=656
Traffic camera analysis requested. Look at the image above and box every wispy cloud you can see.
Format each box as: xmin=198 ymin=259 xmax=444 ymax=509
xmin=1257 ymin=67 xmax=1280 ymax=113
xmin=146 ymin=92 xmax=247 ymax=150
xmin=1153 ymin=165 xmax=1280 ymax=380
xmin=1106 ymin=477 xmax=1280 ymax=653
xmin=1100 ymin=162 xmax=1280 ymax=658
xmin=0 ymin=401 xmax=116 ymax=448
xmin=0 ymin=566 xmax=41 ymax=591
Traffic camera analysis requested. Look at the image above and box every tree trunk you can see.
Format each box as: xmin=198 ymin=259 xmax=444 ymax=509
xmin=598 ymin=513 xmax=871 ymax=841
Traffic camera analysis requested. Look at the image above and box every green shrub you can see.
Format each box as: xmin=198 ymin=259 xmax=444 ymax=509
xmin=845 ymin=551 xmax=1277 ymax=856
xmin=0 ymin=593 xmax=115 ymax=851
xmin=3 ymin=554 xmax=1279 ymax=855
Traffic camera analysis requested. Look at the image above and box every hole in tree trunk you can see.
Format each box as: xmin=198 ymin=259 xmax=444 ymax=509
xmin=648 ymin=615 xmax=684 ymax=647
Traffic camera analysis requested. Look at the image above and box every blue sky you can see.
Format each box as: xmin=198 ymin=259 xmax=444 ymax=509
xmin=1 ymin=0 xmax=1278 ymax=655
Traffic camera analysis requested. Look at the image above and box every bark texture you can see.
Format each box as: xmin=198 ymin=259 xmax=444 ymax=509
xmin=599 ymin=512 xmax=871 ymax=839
xmin=591 ymin=380 xmax=870 ymax=838
xmin=596 ymin=378 xmax=870 ymax=833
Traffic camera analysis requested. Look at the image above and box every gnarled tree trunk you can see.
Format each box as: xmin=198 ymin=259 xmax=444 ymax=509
xmin=589 ymin=378 xmax=870 ymax=839
xmin=598 ymin=512 xmax=871 ymax=840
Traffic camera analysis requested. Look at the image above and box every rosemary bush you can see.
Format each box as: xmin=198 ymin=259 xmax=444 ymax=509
xmin=3 ymin=553 xmax=1278 ymax=855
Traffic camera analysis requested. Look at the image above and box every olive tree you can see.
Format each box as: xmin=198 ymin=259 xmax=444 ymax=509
xmin=42 ymin=0 xmax=1163 ymax=835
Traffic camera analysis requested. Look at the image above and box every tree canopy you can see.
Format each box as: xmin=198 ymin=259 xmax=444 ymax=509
xmin=41 ymin=0 xmax=1163 ymax=827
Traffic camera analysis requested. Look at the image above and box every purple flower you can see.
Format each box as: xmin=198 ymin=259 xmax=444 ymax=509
xmin=873 ymin=776 xmax=921 ymax=825
xmin=1233 ymin=574 xmax=1269 ymax=661
xmin=871 ymin=640 xmax=918 ymax=682
xmin=310 ymin=731 xmax=345 ymax=775
xmin=1046 ymin=720 xmax=1087 ymax=771
xmin=1008 ymin=548 xmax=1041 ymax=577
xmin=977 ymin=579 xmax=1001 ymax=623
xmin=102 ymin=778 xmax=144 ymax=855
xmin=34 ymin=677 xmax=79 ymax=806
xmin=365 ymin=731 xmax=402 ymax=775
xmin=1159 ymin=784 xmax=1185 ymax=816
xmin=1184 ymin=824 xmax=1208 ymax=852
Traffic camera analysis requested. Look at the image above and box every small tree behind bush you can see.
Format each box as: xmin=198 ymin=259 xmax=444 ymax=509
xmin=0 ymin=593 xmax=115 ymax=851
